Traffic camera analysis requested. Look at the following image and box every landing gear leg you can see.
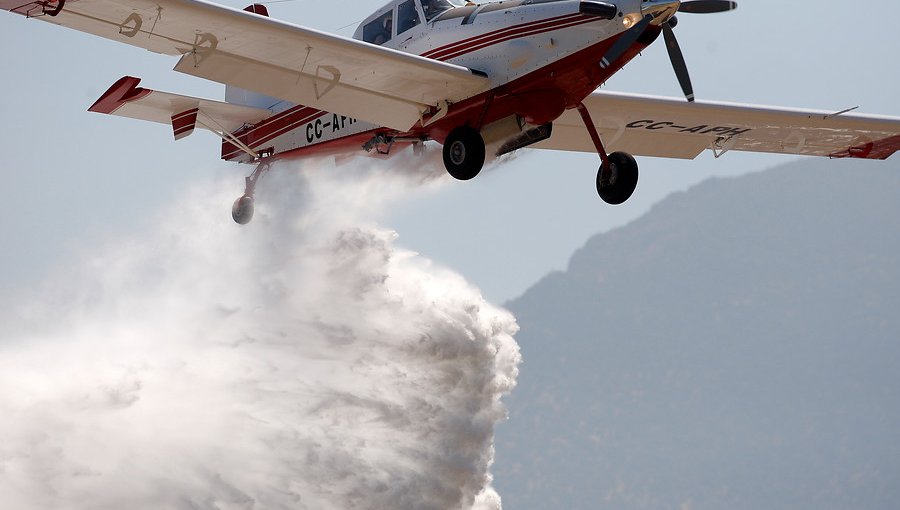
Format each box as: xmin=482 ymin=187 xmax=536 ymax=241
xmin=576 ymin=103 xmax=639 ymax=205
xmin=232 ymin=161 xmax=271 ymax=225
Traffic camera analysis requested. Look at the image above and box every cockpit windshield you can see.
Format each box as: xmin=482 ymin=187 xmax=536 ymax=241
xmin=421 ymin=0 xmax=466 ymax=21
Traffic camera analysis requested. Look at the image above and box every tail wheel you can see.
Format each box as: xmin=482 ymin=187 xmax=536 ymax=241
xmin=232 ymin=195 xmax=255 ymax=225
xmin=443 ymin=126 xmax=486 ymax=181
xmin=596 ymin=151 xmax=639 ymax=205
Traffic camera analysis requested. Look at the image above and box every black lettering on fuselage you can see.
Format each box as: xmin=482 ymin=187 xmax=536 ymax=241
xmin=301 ymin=114 xmax=362 ymax=145
xmin=305 ymin=117 xmax=325 ymax=143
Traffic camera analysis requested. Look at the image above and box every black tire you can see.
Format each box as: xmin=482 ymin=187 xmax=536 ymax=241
xmin=596 ymin=151 xmax=639 ymax=205
xmin=443 ymin=126 xmax=486 ymax=181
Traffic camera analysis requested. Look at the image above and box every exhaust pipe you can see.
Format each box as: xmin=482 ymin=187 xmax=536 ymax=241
xmin=579 ymin=1 xmax=618 ymax=19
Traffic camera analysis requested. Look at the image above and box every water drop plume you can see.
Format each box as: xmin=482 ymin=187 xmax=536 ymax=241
xmin=0 ymin=156 xmax=521 ymax=510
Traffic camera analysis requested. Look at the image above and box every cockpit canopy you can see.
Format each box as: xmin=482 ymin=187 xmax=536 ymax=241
xmin=354 ymin=0 xmax=467 ymax=46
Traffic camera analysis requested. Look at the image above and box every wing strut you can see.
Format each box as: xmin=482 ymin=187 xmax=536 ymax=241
xmin=575 ymin=102 xmax=640 ymax=205
xmin=194 ymin=111 xmax=260 ymax=159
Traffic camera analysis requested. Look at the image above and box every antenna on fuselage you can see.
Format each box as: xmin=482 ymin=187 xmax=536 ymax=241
xmin=335 ymin=18 xmax=366 ymax=33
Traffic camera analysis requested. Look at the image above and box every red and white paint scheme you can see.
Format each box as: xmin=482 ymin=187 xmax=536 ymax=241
xmin=4 ymin=0 xmax=900 ymax=223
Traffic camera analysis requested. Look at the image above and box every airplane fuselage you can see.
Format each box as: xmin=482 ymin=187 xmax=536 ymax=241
xmin=222 ymin=0 xmax=652 ymax=163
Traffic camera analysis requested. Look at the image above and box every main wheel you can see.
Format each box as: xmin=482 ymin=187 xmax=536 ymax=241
xmin=596 ymin=151 xmax=639 ymax=205
xmin=443 ymin=126 xmax=486 ymax=181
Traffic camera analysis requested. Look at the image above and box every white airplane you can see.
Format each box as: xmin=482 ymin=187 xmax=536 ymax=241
xmin=4 ymin=0 xmax=899 ymax=223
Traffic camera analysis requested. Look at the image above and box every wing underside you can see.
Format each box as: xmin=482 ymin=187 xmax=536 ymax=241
xmin=538 ymin=91 xmax=900 ymax=160
xmin=1 ymin=0 xmax=489 ymax=131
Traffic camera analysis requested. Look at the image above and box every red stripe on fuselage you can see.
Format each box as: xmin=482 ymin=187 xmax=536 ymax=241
xmin=223 ymin=107 xmax=325 ymax=159
xmin=435 ymin=16 xmax=598 ymax=61
xmin=223 ymin=110 xmax=326 ymax=159
xmin=240 ymin=104 xmax=322 ymax=138
xmin=422 ymin=13 xmax=588 ymax=60
xmin=246 ymin=110 xmax=323 ymax=148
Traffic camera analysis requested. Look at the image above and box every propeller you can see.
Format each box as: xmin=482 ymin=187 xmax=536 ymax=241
xmin=599 ymin=1 xmax=737 ymax=102
xmin=599 ymin=14 xmax=653 ymax=70
xmin=662 ymin=19 xmax=694 ymax=102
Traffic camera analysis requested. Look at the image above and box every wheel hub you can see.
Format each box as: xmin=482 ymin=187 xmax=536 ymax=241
xmin=449 ymin=140 xmax=467 ymax=166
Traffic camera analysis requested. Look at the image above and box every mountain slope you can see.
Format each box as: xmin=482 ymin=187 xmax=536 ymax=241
xmin=494 ymin=158 xmax=900 ymax=510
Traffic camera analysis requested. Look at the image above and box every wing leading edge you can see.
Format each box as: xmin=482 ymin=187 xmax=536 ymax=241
xmin=0 ymin=0 xmax=489 ymax=131
xmin=538 ymin=91 xmax=900 ymax=160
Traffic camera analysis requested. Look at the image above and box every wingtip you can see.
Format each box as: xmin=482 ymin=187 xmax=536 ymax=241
xmin=88 ymin=76 xmax=150 ymax=114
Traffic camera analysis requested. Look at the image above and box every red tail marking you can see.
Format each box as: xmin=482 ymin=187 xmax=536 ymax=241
xmin=172 ymin=108 xmax=199 ymax=140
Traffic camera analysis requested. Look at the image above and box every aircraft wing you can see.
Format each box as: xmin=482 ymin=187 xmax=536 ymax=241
xmin=0 ymin=0 xmax=489 ymax=131
xmin=537 ymin=91 xmax=900 ymax=160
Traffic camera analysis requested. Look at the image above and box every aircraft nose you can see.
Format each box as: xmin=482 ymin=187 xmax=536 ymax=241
xmin=641 ymin=0 xmax=681 ymax=23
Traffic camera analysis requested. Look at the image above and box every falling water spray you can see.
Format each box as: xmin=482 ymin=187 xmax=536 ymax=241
xmin=0 ymin=156 xmax=520 ymax=510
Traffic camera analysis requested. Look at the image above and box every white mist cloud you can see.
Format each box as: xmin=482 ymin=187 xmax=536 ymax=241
xmin=0 ymin=157 xmax=520 ymax=510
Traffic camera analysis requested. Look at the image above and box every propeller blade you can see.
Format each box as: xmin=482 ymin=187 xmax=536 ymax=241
xmin=662 ymin=23 xmax=694 ymax=102
xmin=600 ymin=15 xmax=653 ymax=69
xmin=678 ymin=0 xmax=737 ymax=14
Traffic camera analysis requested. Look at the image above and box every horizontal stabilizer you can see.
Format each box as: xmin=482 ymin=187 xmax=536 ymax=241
xmin=89 ymin=76 xmax=274 ymax=140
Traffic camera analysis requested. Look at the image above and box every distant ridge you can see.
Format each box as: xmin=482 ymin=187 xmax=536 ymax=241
xmin=495 ymin=158 xmax=900 ymax=510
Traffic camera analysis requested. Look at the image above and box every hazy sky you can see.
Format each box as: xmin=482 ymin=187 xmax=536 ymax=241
xmin=1 ymin=0 xmax=898 ymax=301
xmin=0 ymin=3 xmax=898 ymax=509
